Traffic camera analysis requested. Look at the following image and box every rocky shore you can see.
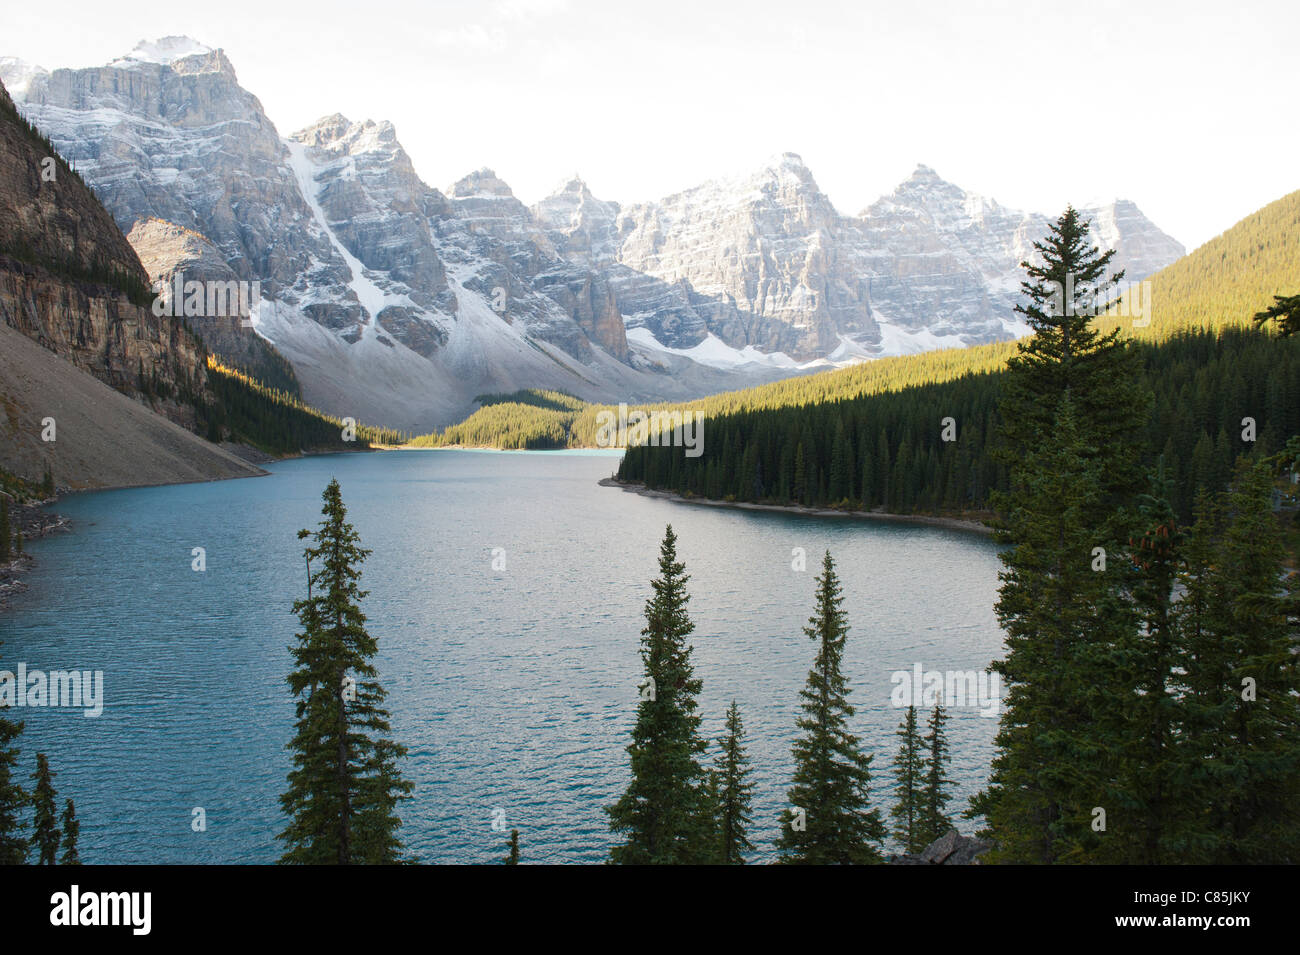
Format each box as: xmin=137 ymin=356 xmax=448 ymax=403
xmin=889 ymin=830 xmax=994 ymax=865
xmin=0 ymin=495 xmax=70 ymax=610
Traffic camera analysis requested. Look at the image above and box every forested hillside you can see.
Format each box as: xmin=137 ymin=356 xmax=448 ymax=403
xmin=202 ymin=359 xmax=407 ymax=455
xmin=616 ymin=326 xmax=1300 ymax=523
xmin=1100 ymin=189 xmax=1300 ymax=339
xmin=408 ymin=391 xmax=586 ymax=450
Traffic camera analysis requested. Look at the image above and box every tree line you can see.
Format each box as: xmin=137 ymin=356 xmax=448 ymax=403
xmin=616 ymin=324 xmax=1300 ymax=526
xmin=203 ymin=359 xmax=409 ymax=453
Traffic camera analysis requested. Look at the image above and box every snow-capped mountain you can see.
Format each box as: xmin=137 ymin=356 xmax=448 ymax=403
xmin=2 ymin=39 xmax=797 ymax=429
xmin=538 ymin=155 xmax=1185 ymax=362
xmin=2 ymin=38 xmax=1186 ymax=430
xmin=845 ymin=164 xmax=1185 ymax=351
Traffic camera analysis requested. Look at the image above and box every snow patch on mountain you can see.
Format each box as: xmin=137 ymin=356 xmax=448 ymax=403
xmin=626 ymin=327 xmax=800 ymax=370
xmin=112 ymin=36 xmax=212 ymax=66
xmin=285 ymin=138 xmax=412 ymax=342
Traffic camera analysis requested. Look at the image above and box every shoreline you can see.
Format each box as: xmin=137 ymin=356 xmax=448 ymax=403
xmin=0 ymin=499 xmax=72 ymax=610
xmin=598 ymin=478 xmax=994 ymax=536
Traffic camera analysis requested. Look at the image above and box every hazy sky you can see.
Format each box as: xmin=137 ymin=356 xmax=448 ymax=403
xmin=6 ymin=0 xmax=1295 ymax=250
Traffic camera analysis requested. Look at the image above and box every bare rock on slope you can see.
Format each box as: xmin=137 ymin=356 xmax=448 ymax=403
xmin=128 ymin=217 xmax=301 ymax=393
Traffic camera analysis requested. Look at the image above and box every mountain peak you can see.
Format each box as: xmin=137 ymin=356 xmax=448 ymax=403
xmin=888 ymin=163 xmax=965 ymax=204
xmin=758 ymin=151 xmax=810 ymax=175
xmin=119 ymin=36 xmax=213 ymax=65
xmin=291 ymin=114 xmax=354 ymax=147
xmin=746 ymin=151 xmax=819 ymax=193
xmin=449 ymin=168 xmax=515 ymax=199
xmin=546 ymin=174 xmax=596 ymax=200
xmin=0 ymin=57 xmax=48 ymax=99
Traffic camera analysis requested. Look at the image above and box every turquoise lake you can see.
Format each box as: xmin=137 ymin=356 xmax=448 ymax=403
xmin=0 ymin=449 xmax=1006 ymax=863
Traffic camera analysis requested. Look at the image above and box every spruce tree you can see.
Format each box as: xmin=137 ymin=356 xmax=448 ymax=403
xmin=978 ymin=208 xmax=1151 ymax=863
xmin=792 ymin=444 xmax=807 ymax=503
xmin=890 ymin=706 xmax=925 ymax=853
xmin=829 ymin=420 xmax=852 ymax=504
xmin=29 ymin=754 xmax=58 ymax=865
xmin=1177 ymin=457 xmax=1300 ymax=862
xmin=976 ymin=398 xmax=1134 ymax=862
xmin=607 ymin=525 xmax=710 ymax=864
xmin=0 ymin=694 xmax=24 ymax=865
xmin=503 ymin=829 xmax=519 ymax=865
xmin=279 ymin=479 xmax=413 ymax=864
xmin=1106 ymin=468 xmax=1183 ymax=863
xmin=999 ymin=205 xmax=1149 ymax=504
xmin=776 ymin=551 xmax=884 ymax=863
xmin=1254 ymin=292 xmax=1300 ymax=337
xmin=701 ymin=767 xmax=721 ymax=861
xmin=919 ymin=704 xmax=953 ymax=846
xmin=60 ymin=799 xmax=80 ymax=865
xmin=713 ymin=700 xmax=755 ymax=864
xmin=1167 ymin=489 xmax=1223 ymax=862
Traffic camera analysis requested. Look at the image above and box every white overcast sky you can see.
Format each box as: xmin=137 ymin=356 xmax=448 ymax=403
xmin=5 ymin=0 xmax=1295 ymax=250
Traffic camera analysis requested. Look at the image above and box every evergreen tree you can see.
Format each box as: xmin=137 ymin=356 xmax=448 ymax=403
xmin=29 ymin=754 xmax=58 ymax=865
xmin=828 ymin=420 xmax=852 ymax=503
xmin=60 ymin=799 xmax=80 ymax=865
xmin=279 ymin=479 xmax=413 ymax=864
xmin=998 ymin=204 xmax=1149 ymax=507
xmin=1177 ymin=457 xmax=1300 ymax=862
xmin=978 ymin=208 xmax=1152 ymax=863
xmin=1254 ymin=292 xmax=1300 ymax=337
xmin=919 ymin=705 xmax=953 ymax=846
xmin=1105 ymin=467 xmax=1183 ymax=863
xmin=607 ymin=525 xmax=710 ymax=864
xmin=776 ymin=551 xmax=884 ymax=863
xmin=713 ymin=700 xmax=755 ymax=864
xmin=890 ymin=705 xmax=925 ymax=853
xmin=976 ymin=398 xmax=1135 ymax=862
xmin=701 ymin=767 xmax=721 ymax=861
xmin=503 ymin=829 xmax=519 ymax=865
xmin=0 ymin=697 xmax=24 ymax=865
xmin=1167 ymin=489 xmax=1223 ymax=862
xmin=792 ymin=443 xmax=807 ymax=502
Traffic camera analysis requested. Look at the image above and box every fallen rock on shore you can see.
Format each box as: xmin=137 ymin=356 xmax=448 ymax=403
xmin=890 ymin=830 xmax=994 ymax=865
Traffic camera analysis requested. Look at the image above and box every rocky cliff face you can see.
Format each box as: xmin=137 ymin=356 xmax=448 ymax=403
xmin=847 ymin=164 xmax=1187 ymax=350
xmin=2 ymin=37 xmax=1187 ymax=430
xmin=588 ymin=157 xmax=1186 ymax=361
xmin=0 ymin=80 xmax=209 ymax=425
xmin=611 ymin=154 xmax=865 ymax=357
xmin=0 ymin=74 xmax=263 ymax=491
xmin=126 ymin=217 xmax=298 ymax=393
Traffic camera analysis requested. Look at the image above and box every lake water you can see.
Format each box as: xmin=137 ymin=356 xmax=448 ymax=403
xmin=0 ymin=450 xmax=1006 ymax=864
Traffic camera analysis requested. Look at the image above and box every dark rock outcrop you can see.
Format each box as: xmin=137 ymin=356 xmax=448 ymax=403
xmin=890 ymin=830 xmax=994 ymax=865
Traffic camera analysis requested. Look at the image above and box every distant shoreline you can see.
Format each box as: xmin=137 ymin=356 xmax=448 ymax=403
xmin=598 ymin=478 xmax=994 ymax=536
